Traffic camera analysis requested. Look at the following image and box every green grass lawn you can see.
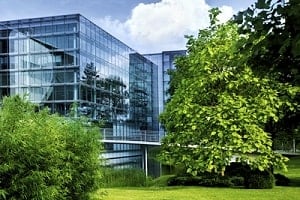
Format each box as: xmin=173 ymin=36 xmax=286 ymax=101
xmin=278 ymin=156 xmax=300 ymax=186
xmin=98 ymin=186 xmax=300 ymax=200
xmin=95 ymin=156 xmax=300 ymax=200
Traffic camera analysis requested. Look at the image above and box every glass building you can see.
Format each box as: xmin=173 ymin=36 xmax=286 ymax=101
xmin=0 ymin=14 xmax=158 ymax=170
xmin=144 ymin=50 xmax=186 ymax=136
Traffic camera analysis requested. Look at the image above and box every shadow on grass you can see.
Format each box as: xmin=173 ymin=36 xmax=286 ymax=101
xmin=289 ymin=177 xmax=300 ymax=187
xmin=286 ymin=156 xmax=300 ymax=187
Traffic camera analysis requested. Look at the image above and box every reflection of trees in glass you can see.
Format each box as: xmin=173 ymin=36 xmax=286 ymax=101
xmin=130 ymin=83 xmax=148 ymax=130
xmin=97 ymin=75 xmax=128 ymax=113
xmin=82 ymin=62 xmax=96 ymax=82
xmin=79 ymin=62 xmax=128 ymax=122
xmin=129 ymin=53 xmax=152 ymax=130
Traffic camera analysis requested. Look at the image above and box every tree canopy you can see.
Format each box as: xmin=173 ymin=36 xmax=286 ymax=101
xmin=159 ymin=8 xmax=298 ymax=176
xmin=234 ymin=0 xmax=300 ymax=150
xmin=235 ymin=0 xmax=300 ymax=85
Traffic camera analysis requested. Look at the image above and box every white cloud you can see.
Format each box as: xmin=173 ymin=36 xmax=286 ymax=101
xmin=95 ymin=0 xmax=234 ymax=54
xmin=218 ymin=6 xmax=235 ymax=24
xmin=94 ymin=16 xmax=129 ymax=42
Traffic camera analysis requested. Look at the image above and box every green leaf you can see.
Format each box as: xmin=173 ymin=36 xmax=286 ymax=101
xmin=218 ymin=132 xmax=223 ymax=137
xmin=159 ymin=7 xmax=292 ymax=175
xmin=292 ymin=38 xmax=300 ymax=57
xmin=255 ymin=0 xmax=269 ymax=9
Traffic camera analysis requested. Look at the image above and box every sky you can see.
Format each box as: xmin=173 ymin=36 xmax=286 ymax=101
xmin=0 ymin=0 xmax=256 ymax=53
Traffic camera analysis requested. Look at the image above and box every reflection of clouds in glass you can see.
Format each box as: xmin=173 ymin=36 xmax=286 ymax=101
xmin=9 ymin=29 xmax=54 ymax=103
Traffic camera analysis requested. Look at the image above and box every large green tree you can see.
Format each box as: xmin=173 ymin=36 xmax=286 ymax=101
xmin=234 ymin=0 xmax=300 ymax=149
xmin=160 ymin=9 xmax=298 ymax=176
xmin=0 ymin=96 xmax=103 ymax=200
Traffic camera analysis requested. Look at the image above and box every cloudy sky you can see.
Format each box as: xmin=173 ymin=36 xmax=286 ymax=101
xmin=0 ymin=0 xmax=256 ymax=53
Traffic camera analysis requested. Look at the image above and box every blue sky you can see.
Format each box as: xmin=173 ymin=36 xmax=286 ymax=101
xmin=0 ymin=0 xmax=256 ymax=53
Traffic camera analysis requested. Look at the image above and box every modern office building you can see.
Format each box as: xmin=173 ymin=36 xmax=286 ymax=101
xmin=0 ymin=14 xmax=159 ymax=173
xmin=144 ymin=50 xmax=187 ymax=135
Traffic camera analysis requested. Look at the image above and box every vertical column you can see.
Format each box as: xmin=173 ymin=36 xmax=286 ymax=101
xmin=144 ymin=145 xmax=148 ymax=177
xmin=26 ymin=33 xmax=30 ymax=70
xmin=74 ymin=71 xmax=78 ymax=118
xmin=25 ymin=34 xmax=30 ymax=96
xmin=93 ymin=64 xmax=96 ymax=119
xmin=93 ymin=41 xmax=97 ymax=119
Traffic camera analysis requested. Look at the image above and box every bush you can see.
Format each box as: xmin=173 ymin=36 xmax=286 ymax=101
xmin=102 ymin=168 xmax=146 ymax=187
xmin=62 ymin=118 xmax=103 ymax=199
xmin=274 ymin=173 xmax=290 ymax=186
xmin=225 ymin=162 xmax=251 ymax=177
xmin=244 ymin=170 xmax=275 ymax=189
xmin=167 ymin=173 xmax=233 ymax=187
xmin=198 ymin=173 xmax=233 ymax=187
xmin=229 ymin=176 xmax=244 ymax=187
xmin=167 ymin=176 xmax=201 ymax=186
xmin=0 ymin=96 xmax=103 ymax=200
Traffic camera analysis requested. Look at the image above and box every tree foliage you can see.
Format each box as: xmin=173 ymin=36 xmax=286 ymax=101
xmin=159 ymin=9 xmax=298 ymax=176
xmin=0 ymin=96 xmax=103 ymax=200
xmin=235 ymin=0 xmax=300 ymax=84
xmin=234 ymin=0 xmax=300 ymax=145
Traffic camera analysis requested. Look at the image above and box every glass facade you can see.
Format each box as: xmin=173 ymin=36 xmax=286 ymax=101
xmin=144 ymin=50 xmax=186 ymax=136
xmin=0 ymin=14 xmax=158 ymax=169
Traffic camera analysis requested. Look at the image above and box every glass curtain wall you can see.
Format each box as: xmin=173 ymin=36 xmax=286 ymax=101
xmin=78 ymin=16 xmax=155 ymax=168
xmin=0 ymin=14 xmax=156 ymax=169
xmin=144 ymin=50 xmax=186 ymax=138
xmin=0 ymin=15 xmax=79 ymax=115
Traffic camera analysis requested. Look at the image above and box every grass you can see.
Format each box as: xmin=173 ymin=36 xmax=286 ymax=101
xmin=278 ymin=156 xmax=300 ymax=187
xmin=93 ymin=156 xmax=300 ymax=200
xmin=99 ymin=187 xmax=300 ymax=200
xmin=101 ymin=168 xmax=147 ymax=187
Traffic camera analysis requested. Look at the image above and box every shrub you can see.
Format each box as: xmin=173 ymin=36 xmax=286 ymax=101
xmin=61 ymin=118 xmax=103 ymax=199
xmin=102 ymin=168 xmax=146 ymax=187
xmin=244 ymin=170 xmax=275 ymax=189
xmin=198 ymin=173 xmax=233 ymax=187
xmin=167 ymin=176 xmax=201 ymax=186
xmin=167 ymin=173 xmax=233 ymax=187
xmin=225 ymin=162 xmax=251 ymax=177
xmin=0 ymin=96 xmax=103 ymax=200
xmin=274 ymin=173 xmax=290 ymax=186
xmin=229 ymin=176 xmax=244 ymax=187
